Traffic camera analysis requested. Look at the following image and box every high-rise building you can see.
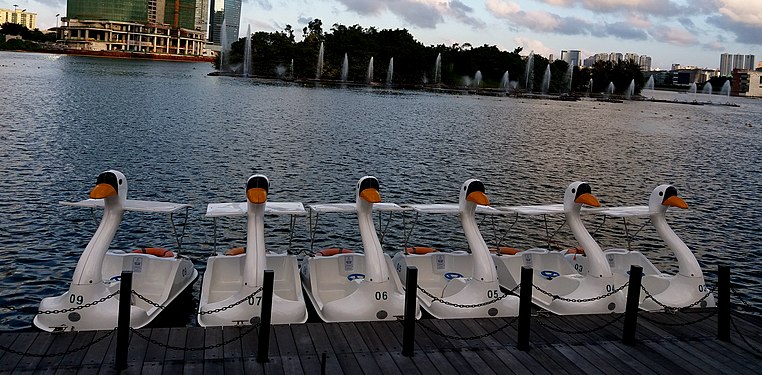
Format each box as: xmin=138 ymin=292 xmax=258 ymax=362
xmin=638 ymin=55 xmax=652 ymax=71
xmin=720 ymin=53 xmax=733 ymax=76
xmin=208 ymin=0 xmax=241 ymax=45
xmin=609 ymin=53 xmax=623 ymax=63
xmin=61 ymin=0 xmax=206 ymax=56
xmin=560 ymin=50 xmax=581 ymax=67
xmin=624 ymin=53 xmax=639 ymax=62
xmin=0 ymin=8 xmax=38 ymax=29
xmin=720 ymin=53 xmax=756 ymax=76
xmin=195 ymin=0 xmax=209 ymax=32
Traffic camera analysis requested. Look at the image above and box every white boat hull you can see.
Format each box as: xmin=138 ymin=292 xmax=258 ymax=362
xmin=494 ymin=249 xmax=626 ymax=315
xmin=198 ymin=253 xmax=307 ymax=326
xmin=393 ymin=251 xmax=519 ymax=319
xmin=34 ymin=251 xmax=197 ymax=332
xmin=301 ymin=253 xmax=416 ymax=322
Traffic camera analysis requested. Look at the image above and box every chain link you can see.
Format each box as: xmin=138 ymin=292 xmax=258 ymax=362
xmin=416 ymin=284 xmax=519 ymax=309
xmin=730 ymin=287 xmax=761 ymax=315
xmin=0 ymin=329 xmax=116 ymax=357
xmin=638 ymin=309 xmax=717 ymax=327
xmin=415 ymin=317 xmax=518 ymax=340
xmin=730 ymin=312 xmax=762 ymax=359
xmin=536 ymin=313 xmax=624 ymax=335
xmin=532 ymin=282 xmax=628 ymax=303
xmin=36 ymin=291 xmax=119 ymax=315
xmin=130 ymin=323 xmax=258 ymax=351
xmin=640 ymin=285 xmax=714 ymax=313
xmin=198 ymin=287 xmax=264 ymax=315
xmin=131 ymin=290 xmax=166 ymax=309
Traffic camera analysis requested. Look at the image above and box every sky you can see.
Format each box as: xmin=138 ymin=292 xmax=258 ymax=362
xmin=10 ymin=0 xmax=762 ymax=70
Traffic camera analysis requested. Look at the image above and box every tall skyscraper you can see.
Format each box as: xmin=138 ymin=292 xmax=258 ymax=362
xmin=208 ymin=0 xmax=241 ymax=45
xmin=195 ymin=0 xmax=209 ymax=32
xmin=560 ymin=50 xmax=581 ymax=67
xmin=638 ymin=55 xmax=652 ymax=71
xmin=721 ymin=53 xmax=756 ymax=76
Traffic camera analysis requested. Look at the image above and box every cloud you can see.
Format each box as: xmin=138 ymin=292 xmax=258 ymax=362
xmin=486 ymin=0 xmax=592 ymax=34
xmin=334 ymin=0 xmax=483 ymax=28
xmin=512 ymin=36 xmax=553 ymax=57
xmin=298 ymin=16 xmax=314 ymax=25
xmin=716 ymin=0 xmax=762 ymax=27
xmin=648 ymin=25 xmax=698 ymax=46
xmin=534 ymin=0 xmax=684 ymax=16
xmin=707 ymin=14 xmax=762 ymax=45
xmin=249 ymin=0 xmax=272 ymax=11
xmin=603 ymin=22 xmax=649 ymax=40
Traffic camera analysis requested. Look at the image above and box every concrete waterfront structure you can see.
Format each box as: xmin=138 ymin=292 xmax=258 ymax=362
xmin=0 ymin=8 xmax=37 ymax=29
xmin=59 ymin=0 xmax=207 ymax=57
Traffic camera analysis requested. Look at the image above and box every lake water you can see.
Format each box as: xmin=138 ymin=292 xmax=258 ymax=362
xmin=1 ymin=51 xmax=760 ymax=330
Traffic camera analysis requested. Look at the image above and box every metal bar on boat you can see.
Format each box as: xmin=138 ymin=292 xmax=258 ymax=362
xmin=623 ymin=265 xmax=643 ymax=345
xmin=402 ymin=266 xmax=418 ymax=357
xmin=517 ymin=266 xmax=533 ymax=351
xmin=257 ymin=270 xmax=275 ymax=362
xmin=115 ymin=270 xmax=133 ymax=370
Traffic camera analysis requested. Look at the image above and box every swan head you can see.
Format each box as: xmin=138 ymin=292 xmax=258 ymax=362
xmin=649 ymin=184 xmax=688 ymax=213
xmin=246 ymin=174 xmax=269 ymax=204
xmin=356 ymin=176 xmax=381 ymax=206
xmin=564 ymin=181 xmax=600 ymax=212
xmin=89 ymin=170 xmax=127 ymax=204
xmin=459 ymin=179 xmax=489 ymax=211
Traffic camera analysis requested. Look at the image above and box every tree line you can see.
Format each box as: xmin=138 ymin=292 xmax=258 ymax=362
xmin=0 ymin=22 xmax=57 ymax=51
xmin=223 ymin=19 xmax=644 ymax=95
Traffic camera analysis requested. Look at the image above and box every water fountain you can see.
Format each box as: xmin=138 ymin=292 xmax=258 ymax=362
xmin=588 ymin=78 xmax=593 ymax=97
xmin=341 ymin=53 xmax=348 ymax=82
xmin=525 ymin=52 xmax=534 ymax=92
xmin=474 ymin=70 xmax=482 ymax=88
xmin=606 ymin=82 xmax=615 ymax=97
xmin=687 ymin=82 xmax=697 ymax=102
xmin=219 ymin=16 xmax=228 ymax=71
xmin=462 ymin=76 xmax=472 ymax=88
xmin=702 ymin=82 xmax=713 ymax=94
xmin=290 ymin=59 xmax=294 ymax=79
xmin=625 ymin=79 xmax=635 ymax=100
xmin=316 ymin=42 xmax=324 ymax=80
xmin=434 ymin=53 xmax=441 ymax=85
xmin=387 ymin=57 xmax=393 ymax=85
xmin=720 ymin=80 xmax=731 ymax=97
xmin=565 ymin=64 xmax=573 ymax=94
xmin=540 ymin=65 xmax=550 ymax=95
xmin=243 ymin=25 xmax=252 ymax=78
xmin=642 ymin=76 xmax=655 ymax=99
xmin=367 ymin=57 xmax=374 ymax=83
xmin=499 ymin=71 xmax=510 ymax=92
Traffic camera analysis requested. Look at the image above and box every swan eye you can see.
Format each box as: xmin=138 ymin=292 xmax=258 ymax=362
xmin=571 ymin=188 xmax=576 ymax=194
xmin=119 ymin=179 xmax=123 ymax=185
xmin=659 ymin=191 xmax=663 ymax=196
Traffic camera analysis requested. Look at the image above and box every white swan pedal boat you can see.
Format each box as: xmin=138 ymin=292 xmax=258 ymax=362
xmin=492 ymin=181 xmax=626 ymax=315
xmin=198 ymin=175 xmax=308 ymax=326
xmin=585 ymin=184 xmax=715 ymax=311
xmin=392 ymin=179 xmax=520 ymax=319
xmin=34 ymin=170 xmax=198 ymax=332
xmin=301 ymin=176 xmax=418 ymax=322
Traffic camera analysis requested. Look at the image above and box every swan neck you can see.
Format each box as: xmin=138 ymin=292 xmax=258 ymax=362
xmin=461 ymin=203 xmax=497 ymax=282
xmin=72 ymin=201 xmax=124 ymax=285
xmin=358 ymin=201 xmax=388 ymax=282
xmin=566 ymin=208 xmax=611 ymax=278
xmin=244 ymin=202 xmax=267 ymax=286
xmin=651 ymin=213 xmax=702 ymax=277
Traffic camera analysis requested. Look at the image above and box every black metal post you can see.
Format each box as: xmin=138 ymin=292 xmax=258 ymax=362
xmin=517 ymin=266 xmax=533 ymax=351
xmin=257 ymin=270 xmax=275 ymax=363
xmin=718 ymin=265 xmax=730 ymax=342
xmin=320 ymin=352 xmax=327 ymax=375
xmin=115 ymin=270 xmax=133 ymax=370
xmin=622 ymin=265 xmax=643 ymax=345
xmin=402 ymin=266 xmax=418 ymax=357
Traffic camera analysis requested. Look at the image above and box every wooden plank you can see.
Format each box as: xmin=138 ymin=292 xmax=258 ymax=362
xmin=56 ymin=331 xmax=96 ymax=371
xmin=142 ymin=328 xmax=169 ymax=362
xmin=366 ymin=321 xmax=427 ymax=375
xmin=203 ymin=327 xmax=225 ymax=374
xmin=0 ymin=332 xmax=38 ymax=371
xmin=261 ymin=324 xmax=284 ymax=375
xmin=487 ymin=347 xmax=538 ymax=375
xmin=274 ymin=325 xmax=304 ymax=374
xmin=290 ymin=324 xmax=317 ymax=355
xmin=323 ymin=323 xmax=353 ymax=354
xmin=35 ymin=332 xmax=76 ymax=371
xmin=159 ymin=327 xmax=186 ymax=375
xmin=122 ymin=328 xmax=149 ymax=374
xmin=443 ymin=320 xmax=508 ymax=374
xmin=638 ymin=340 xmax=702 ymax=375
xmin=222 ymin=327 xmax=244 ymax=374
xmin=15 ymin=332 xmax=54 ymax=372
xmin=353 ymin=351 xmax=385 ymax=375
xmin=182 ymin=327 xmax=205 ymax=374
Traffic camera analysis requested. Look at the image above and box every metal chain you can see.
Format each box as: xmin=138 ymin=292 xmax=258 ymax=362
xmin=37 ymin=291 xmax=119 ymax=315
xmin=1 ymin=306 xmax=18 ymax=311
xmin=638 ymin=309 xmax=717 ymax=327
xmin=416 ymin=284 xmax=520 ymax=309
xmin=729 ymin=312 xmax=762 ymax=359
xmin=0 ymin=328 xmax=115 ymax=357
xmin=415 ymin=317 xmax=518 ymax=340
xmin=532 ymin=282 xmax=628 ymax=303
xmin=536 ymin=313 xmax=624 ymax=335
xmin=130 ymin=323 xmax=258 ymax=351
xmin=640 ymin=285 xmax=714 ymax=313
xmin=131 ymin=290 xmax=167 ymax=309
xmin=198 ymin=287 xmax=264 ymax=315
xmin=730 ymin=287 xmax=761 ymax=315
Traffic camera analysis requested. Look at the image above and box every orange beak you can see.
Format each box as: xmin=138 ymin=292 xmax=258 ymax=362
xmin=467 ymin=191 xmax=490 ymax=206
xmin=360 ymin=188 xmax=381 ymax=203
xmin=663 ymin=195 xmax=688 ymax=209
xmin=90 ymin=183 xmax=117 ymax=199
xmin=575 ymin=193 xmax=600 ymax=207
xmin=247 ymin=187 xmax=267 ymax=204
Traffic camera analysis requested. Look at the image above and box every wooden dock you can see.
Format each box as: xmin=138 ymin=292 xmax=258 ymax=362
xmin=1 ymin=309 xmax=760 ymax=374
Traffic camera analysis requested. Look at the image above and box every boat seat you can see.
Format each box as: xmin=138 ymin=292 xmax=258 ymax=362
xmin=405 ymin=246 xmax=437 ymax=254
xmin=316 ymin=248 xmax=354 ymax=256
xmin=489 ymin=246 xmax=521 ymax=255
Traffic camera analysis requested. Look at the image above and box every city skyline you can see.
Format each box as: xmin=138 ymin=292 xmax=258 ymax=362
xmin=10 ymin=0 xmax=762 ymax=70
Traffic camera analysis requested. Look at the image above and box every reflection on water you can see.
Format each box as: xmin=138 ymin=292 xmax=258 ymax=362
xmin=1 ymin=51 xmax=761 ymax=330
